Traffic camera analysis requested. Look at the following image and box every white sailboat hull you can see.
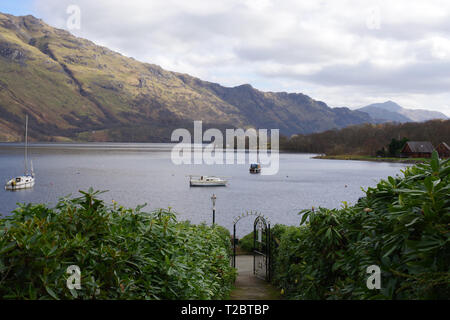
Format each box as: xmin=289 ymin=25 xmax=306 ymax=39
xmin=4 ymin=115 xmax=36 ymax=191
xmin=5 ymin=177 xmax=35 ymax=190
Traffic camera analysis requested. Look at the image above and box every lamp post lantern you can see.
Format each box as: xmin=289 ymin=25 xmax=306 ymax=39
xmin=211 ymin=194 xmax=217 ymax=225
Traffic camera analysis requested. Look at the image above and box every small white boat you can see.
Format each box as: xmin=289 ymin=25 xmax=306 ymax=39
xmin=5 ymin=174 xmax=35 ymax=190
xmin=5 ymin=115 xmax=35 ymax=191
xmin=189 ymin=175 xmax=227 ymax=187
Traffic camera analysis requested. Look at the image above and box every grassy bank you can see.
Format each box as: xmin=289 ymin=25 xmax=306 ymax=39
xmin=313 ymin=154 xmax=428 ymax=164
xmin=0 ymin=189 xmax=236 ymax=300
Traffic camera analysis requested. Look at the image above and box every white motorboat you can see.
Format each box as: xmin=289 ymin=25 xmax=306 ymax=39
xmin=189 ymin=175 xmax=227 ymax=187
xmin=5 ymin=115 xmax=35 ymax=191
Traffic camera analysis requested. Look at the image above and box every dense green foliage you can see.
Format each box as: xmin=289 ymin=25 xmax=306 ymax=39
xmin=239 ymin=225 xmax=288 ymax=253
xmin=0 ymin=189 xmax=235 ymax=299
xmin=280 ymin=120 xmax=449 ymax=155
xmin=272 ymin=152 xmax=449 ymax=299
xmin=376 ymin=137 xmax=409 ymax=157
xmin=238 ymin=231 xmax=254 ymax=253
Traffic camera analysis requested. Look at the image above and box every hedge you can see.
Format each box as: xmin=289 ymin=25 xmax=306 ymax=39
xmin=272 ymin=151 xmax=449 ymax=299
xmin=0 ymin=189 xmax=236 ymax=299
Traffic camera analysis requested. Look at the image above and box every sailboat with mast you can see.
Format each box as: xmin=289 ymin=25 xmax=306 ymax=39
xmin=5 ymin=115 xmax=35 ymax=190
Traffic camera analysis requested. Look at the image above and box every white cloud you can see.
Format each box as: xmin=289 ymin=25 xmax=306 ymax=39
xmin=33 ymin=0 xmax=450 ymax=115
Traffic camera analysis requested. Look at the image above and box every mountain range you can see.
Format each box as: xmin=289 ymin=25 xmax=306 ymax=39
xmin=356 ymin=101 xmax=447 ymax=123
xmin=0 ymin=13 xmax=447 ymax=142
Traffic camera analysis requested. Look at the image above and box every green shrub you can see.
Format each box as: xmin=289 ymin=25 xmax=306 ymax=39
xmin=272 ymin=151 xmax=449 ymax=299
xmin=239 ymin=224 xmax=288 ymax=254
xmin=0 ymin=189 xmax=236 ymax=300
xmin=238 ymin=231 xmax=254 ymax=253
xmin=213 ymin=225 xmax=233 ymax=257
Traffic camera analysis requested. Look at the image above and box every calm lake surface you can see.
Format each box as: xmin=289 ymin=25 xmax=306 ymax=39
xmin=0 ymin=143 xmax=409 ymax=236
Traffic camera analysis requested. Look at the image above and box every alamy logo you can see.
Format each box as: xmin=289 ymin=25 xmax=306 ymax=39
xmin=66 ymin=265 xmax=81 ymax=290
xmin=171 ymin=121 xmax=279 ymax=175
xmin=366 ymin=265 xmax=381 ymax=290
xmin=366 ymin=6 xmax=381 ymax=30
xmin=66 ymin=5 xmax=81 ymax=30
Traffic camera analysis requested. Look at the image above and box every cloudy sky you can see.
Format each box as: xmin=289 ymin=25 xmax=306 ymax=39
xmin=3 ymin=0 xmax=450 ymax=115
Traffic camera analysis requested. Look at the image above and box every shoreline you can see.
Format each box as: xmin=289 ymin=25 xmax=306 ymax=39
xmin=313 ymin=154 xmax=427 ymax=164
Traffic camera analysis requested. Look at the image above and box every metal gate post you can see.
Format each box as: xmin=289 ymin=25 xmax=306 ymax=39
xmin=268 ymin=223 xmax=271 ymax=281
xmin=233 ymin=224 xmax=236 ymax=268
xmin=253 ymin=219 xmax=256 ymax=276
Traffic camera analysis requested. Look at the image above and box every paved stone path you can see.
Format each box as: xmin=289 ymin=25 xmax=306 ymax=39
xmin=229 ymin=255 xmax=281 ymax=300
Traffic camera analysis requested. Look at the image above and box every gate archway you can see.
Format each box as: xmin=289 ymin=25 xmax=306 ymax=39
xmin=232 ymin=211 xmax=272 ymax=281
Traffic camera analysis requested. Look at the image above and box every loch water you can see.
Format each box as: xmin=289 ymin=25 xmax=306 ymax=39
xmin=0 ymin=143 xmax=408 ymax=236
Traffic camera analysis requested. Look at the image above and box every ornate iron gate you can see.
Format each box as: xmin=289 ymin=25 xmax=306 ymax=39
xmin=253 ymin=216 xmax=271 ymax=281
xmin=232 ymin=212 xmax=272 ymax=282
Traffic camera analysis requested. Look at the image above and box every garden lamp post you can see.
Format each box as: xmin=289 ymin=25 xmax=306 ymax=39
xmin=211 ymin=194 xmax=217 ymax=226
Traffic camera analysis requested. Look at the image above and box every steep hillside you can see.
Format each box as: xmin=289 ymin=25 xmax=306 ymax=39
xmin=0 ymin=13 xmax=372 ymax=142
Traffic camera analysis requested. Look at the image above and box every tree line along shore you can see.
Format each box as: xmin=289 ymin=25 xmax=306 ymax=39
xmin=279 ymin=119 xmax=449 ymax=163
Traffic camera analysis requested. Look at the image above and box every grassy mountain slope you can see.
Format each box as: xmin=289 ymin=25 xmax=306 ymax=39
xmin=0 ymin=13 xmax=372 ymax=142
